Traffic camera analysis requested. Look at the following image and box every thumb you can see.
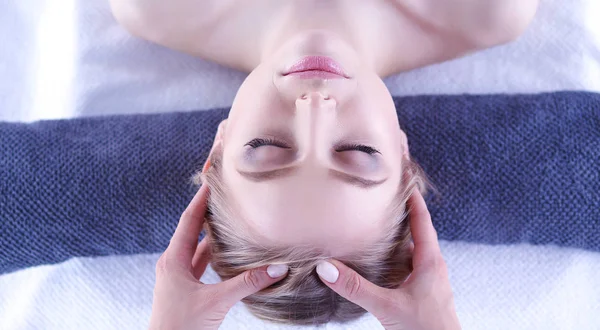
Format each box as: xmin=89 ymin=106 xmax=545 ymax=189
xmin=215 ymin=264 xmax=289 ymax=308
xmin=316 ymin=260 xmax=392 ymax=316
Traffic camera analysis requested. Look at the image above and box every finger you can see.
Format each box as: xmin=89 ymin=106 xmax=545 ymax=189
xmin=191 ymin=238 xmax=211 ymax=280
xmin=167 ymin=184 xmax=209 ymax=266
xmin=408 ymin=190 xmax=442 ymax=269
xmin=316 ymin=260 xmax=392 ymax=315
xmin=215 ymin=264 xmax=289 ymax=308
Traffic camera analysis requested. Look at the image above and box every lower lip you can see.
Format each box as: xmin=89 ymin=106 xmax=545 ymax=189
xmin=284 ymin=56 xmax=349 ymax=79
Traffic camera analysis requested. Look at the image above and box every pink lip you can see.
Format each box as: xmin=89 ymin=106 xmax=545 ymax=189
xmin=284 ymin=56 xmax=349 ymax=79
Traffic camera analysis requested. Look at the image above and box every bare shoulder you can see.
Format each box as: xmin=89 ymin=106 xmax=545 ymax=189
xmin=395 ymin=0 xmax=539 ymax=47
xmin=378 ymin=0 xmax=538 ymax=75
xmin=109 ymin=0 xmax=234 ymax=41
xmin=109 ymin=0 xmax=259 ymax=71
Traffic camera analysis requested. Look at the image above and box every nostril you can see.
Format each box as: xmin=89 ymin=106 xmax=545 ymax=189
xmin=301 ymin=94 xmax=308 ymax=100
xmin=324 ymin=96 xmax=331 ymax=100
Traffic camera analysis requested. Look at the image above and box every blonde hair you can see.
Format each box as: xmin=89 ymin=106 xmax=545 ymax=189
xmin=196 ymin=148 xmax=426 ymax=325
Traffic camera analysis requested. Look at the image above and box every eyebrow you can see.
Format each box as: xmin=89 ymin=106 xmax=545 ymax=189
xmin=237 ymin=167 xmax=387 ymax=189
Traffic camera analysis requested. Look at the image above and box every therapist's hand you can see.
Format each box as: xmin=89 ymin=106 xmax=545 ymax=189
xmin=149 ymin=185 xmax=289 ymax=330
xmin=316 ymin=190 xmax=461 ymax=330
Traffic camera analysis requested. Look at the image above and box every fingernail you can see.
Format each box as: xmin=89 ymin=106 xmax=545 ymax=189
xmin=316 ymin=261 xmax=339 ymax=283
xmin=266 ymin=264 xmax=288 ymax=278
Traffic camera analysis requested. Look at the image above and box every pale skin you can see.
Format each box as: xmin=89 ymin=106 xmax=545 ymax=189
xmin=110 ymin=0 xmax=537 ymax=328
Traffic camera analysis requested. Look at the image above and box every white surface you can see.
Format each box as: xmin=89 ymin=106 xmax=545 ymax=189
xmin=1 ymin=242 xmax=599 ymax=330
xmin=1 ymin=0 xmax=600 ymax=329
xmin=0 ymin=0 xmax=599 ymax=122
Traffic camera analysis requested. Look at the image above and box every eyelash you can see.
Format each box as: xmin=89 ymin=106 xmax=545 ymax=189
xmin=246 ymin=139 xmax=380 ymax=155
xmin=245 ymin=138 xmax=291 ymax=149
xmin=335 ymin=144 xmax=381 ymax=155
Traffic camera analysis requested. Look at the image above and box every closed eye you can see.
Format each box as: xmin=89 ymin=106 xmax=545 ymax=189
xmin=335 ymin=144 xmax=381 ymax=155
xmin=245 ymin=138 xmax=291 ymax=149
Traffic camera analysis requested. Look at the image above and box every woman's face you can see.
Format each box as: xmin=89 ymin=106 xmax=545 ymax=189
xmin=221 ymin=32 xmax=408 ymax=256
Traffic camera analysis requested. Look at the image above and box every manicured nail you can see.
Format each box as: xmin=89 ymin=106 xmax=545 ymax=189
xmin=267 ymin=264 xmax=289 ymax=278
xmin=316 ymin=261 xmax=339 ymax=283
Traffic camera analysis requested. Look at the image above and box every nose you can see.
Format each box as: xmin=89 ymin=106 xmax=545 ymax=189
xmin=294 ymin=92 xmax=336 ymax=162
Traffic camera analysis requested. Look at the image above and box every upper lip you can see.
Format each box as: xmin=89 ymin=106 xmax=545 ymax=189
xmin=284 ymin=56 xmax=350 ymax=78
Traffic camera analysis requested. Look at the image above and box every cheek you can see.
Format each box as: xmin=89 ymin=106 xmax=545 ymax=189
xmin=229 ymin=63 xmax=276 ymax=118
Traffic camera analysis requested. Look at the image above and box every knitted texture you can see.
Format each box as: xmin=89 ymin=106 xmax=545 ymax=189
xmin=1 ymin=92 xmax=598 ymax=274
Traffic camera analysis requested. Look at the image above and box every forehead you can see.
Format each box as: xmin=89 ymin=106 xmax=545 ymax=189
xmin=222 ymin=167 xmax=398 ymax=255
